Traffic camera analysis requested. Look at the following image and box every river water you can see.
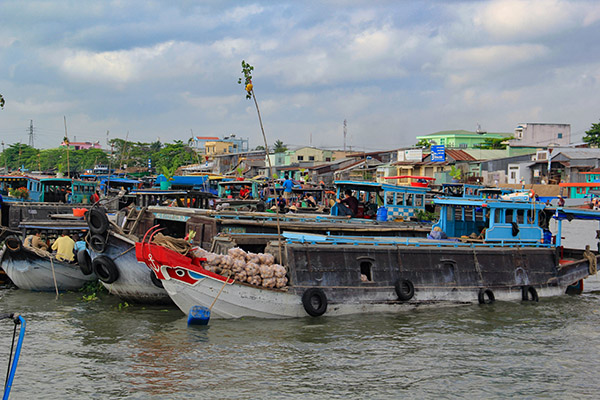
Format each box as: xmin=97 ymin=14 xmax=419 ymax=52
xmin=2 ymin=220 xmax=600 ymax=399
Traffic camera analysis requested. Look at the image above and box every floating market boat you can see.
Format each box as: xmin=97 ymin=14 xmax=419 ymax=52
xmin=135 ymin=196 xmax=596 ymax=319
xmin=0 ymin=222 xmax=96 ymax=292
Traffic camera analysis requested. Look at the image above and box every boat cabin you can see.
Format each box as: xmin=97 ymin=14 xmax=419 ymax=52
xmin=432 ymin=197 xmax=546 ymax=243
xmin=333 ymin=180 xmax=430 ymax=220
xmin=0 ymin=175 xmax=42 ymax=202
xmin=39 ymin=178 xmax=97 ymax=204
xmin=217 ymin=180 xmax=261 ymax=200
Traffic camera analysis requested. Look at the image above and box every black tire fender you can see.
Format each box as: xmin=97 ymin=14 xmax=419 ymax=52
xmin=394 ymin=279 xmax=415 ymax=301
xmin=5 ymin=236 xmax=22 ymax=253
xmin=478 ymin=288 xmax=495 ymax=304
xmin=150 ymin=270 xmax=164 ymax=289
xmin=88 ymin=207 xmax=109 ymax=235
xmin=88 ymin=234 xmax=107 ymax=253
xmin=302 ymin=288 xmax=328 ymax=317
xmin=77 ymin=249 xmax=93 ymax=275
xmin=92 ymin=255 xmax=119 ymax=284
xmin=521 ymin=285 xmax=539 ymax=302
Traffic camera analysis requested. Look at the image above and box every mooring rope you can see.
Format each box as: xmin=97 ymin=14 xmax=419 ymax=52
xmin=49 ymin=258 xmax=59 ymax=298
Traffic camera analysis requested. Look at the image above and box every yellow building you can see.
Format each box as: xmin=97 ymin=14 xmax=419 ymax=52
xmin=205 ymin=141 xmax=237 ymax=155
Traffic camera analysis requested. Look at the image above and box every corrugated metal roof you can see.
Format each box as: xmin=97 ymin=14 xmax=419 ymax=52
xmin=446 ymin=149 xmax=477 ymax=161
xmin=553 ymin=148 xmax=600 ymax=159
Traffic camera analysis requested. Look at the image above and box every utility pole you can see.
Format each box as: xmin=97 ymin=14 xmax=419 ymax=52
xmin=64 ymin=116 xmax=70 ymax=178
xmin=28 ymin=120 xmax=34 ymax=147
xmin=1 ymin=141 xmax=6 ymax=172
xmin=343 ymin=119 xmax=347 ymax=152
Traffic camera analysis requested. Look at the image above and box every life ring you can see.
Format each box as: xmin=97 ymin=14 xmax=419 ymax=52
xmin=150 ymin=270 xmax=164 ymax=289
xmin=302 ymin=288 xmax=328 ymax=317
xmin=87 ymin=207 xmax=109 ymax=235
xmin=77 ymin=249 xmax=93 ymax=275
xmin=478 ymin=288 xmax=495 ymax=304
xmin=88 ymin=234 xmax=107 ymax=254
xmin=92 ymin=255 xmax=119 ymax=284
xmin=5 ymin=236 xmax=22 ymax=253
xmin=394 ymin=279 xmax=415 ymax=301
xmin=521 ymin=285 xmax=539 ymax=302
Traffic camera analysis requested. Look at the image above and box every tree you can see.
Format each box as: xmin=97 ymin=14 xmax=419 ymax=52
xmin=0 ymin=94 xmax=4 ymax=109
xmin=415 ymin=139 xmax=430 ymax=148
xmin=273 ymin=140 xmax=287 ymax=153
xmin=583 ymin=120 xmax=600 ymax=147
xmin=474 ymin=136 xmax=513 ymax=150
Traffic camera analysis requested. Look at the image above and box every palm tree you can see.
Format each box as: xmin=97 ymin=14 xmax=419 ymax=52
xmin=274 ymin=140 xmax=287 ymax=153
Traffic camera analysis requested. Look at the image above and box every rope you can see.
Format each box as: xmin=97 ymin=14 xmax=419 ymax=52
xmin=152 ymin=233 xmax=191 ymax=255
xmin=49 ymin=257 xmax=59 ymax=298
xmin=584 ymin=246 xmax=597 ymax=275
xmin=4 ymin=321 xmax=17 ymax=393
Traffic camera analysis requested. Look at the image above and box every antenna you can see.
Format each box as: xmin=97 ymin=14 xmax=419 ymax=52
xmin=28 ymin=120 xmax=34 ymax=147
xmin=476 ymin=122 xmax=487 ymax=135
xmin=343 ymin=119 xmax=347 ymax=151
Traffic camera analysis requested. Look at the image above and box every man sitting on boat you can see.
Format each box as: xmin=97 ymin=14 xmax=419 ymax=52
xmin=29 ymin=230 xmax=48 ymax=251
xmin=335 ymin=189 xmax=359 ymax=217
xmin=51 ymin=230 xmax=76 ymax=262
xmin=428 ymin=226 xmax=448 ymax=240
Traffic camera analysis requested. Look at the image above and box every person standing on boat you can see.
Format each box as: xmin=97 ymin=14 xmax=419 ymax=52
xmin=31 ymin=230 xmax=48 ymax=251
xmin=91 ymin=190 xmax=100 ymax=204
xmin=282 ymin=174 xmax=294 ymax=205
xmin=51 ymin=230 xmax=75 ymax=262
xmin=336 ymin=189 xmax=358 ymax=217
xmin=557 ymin=195 xmax=565 ymax=207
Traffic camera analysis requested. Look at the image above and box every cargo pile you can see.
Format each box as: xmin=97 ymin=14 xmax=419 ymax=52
xmin=190 ymin=247 xmax=288 ymax=289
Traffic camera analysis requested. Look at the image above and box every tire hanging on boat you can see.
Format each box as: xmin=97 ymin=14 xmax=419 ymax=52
xmin=92 ymin=255 xmax=119 ymax=284
xmin=87 ymin=207 xmax=109 ymax=235
xmin=150 ymin=270 xmax=164 ymax=289
xmin=478 ymin=288 xmax=495 ymax=304
xmin=521 ymin=285 xmax=539 ymax=302
xmin=77 ymin=249 xmax=93 ymax=275
xmin=5 ymin=236 xmax=22 ymax=253
xmin=88 ymin=233 xmax=107 ymax=253
xmin=394 ymin=279 xmax=415 ymax=301
xmin=302 ymin=288 xmax=328 ymax=317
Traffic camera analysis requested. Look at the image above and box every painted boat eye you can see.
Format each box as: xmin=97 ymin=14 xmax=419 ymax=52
xmin=176 ymin=269 xmax=186 ymax=277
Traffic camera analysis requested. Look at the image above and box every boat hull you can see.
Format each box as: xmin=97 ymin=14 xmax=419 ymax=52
xmin=145 ymin=240 xmax=593 ymax=319
xmin=89 ymin=232 xmax=172 ymax=305
xmin=1 ymin=245 xmax=96 ymax=291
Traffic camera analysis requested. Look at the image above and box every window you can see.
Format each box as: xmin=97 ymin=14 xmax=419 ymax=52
xmin=298 ymin=155 xmax=304 ymax=161
xmin=360 ymin=261 xmax=373 ymax=282
xmin=558 ymin=133 xmax=563 ymax=139
xmin=386 ymin=192 xmax=394 ymax=206
xmin=459 ymin=143 xmax=468 ymax=148
xmin=395 ymin=193 xmax=404 ymax=205
xmin=309 ymin=156 xmax=315 ymax=161
xmin=325 ymin=157 xmax=331 ymax=162
xmin=440 ymin=138 xmax=445 ymax=145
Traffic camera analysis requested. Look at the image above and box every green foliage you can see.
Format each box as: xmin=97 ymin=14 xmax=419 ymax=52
xmin=415 ymin=139 xmax=430 ymax=148
xmin=474 ymin=136 xmax=513 ymax=150
xmin=273 ymin=140 xmax=287 ymax=153
xmin=583 ymin=120 xmax=600 ymax=147
xmin=161 ymin=164 xmax=177 ymax=180
xmin=238 ymin=60 xmax=254 ymax=99
xmin=117 ymin=302 xmax=130 ymax=311
xmin=254 ymin=145 xmax=265 ymax=151
xmin=415 ymin=210 xmax=437 ymax=222
xmin=449 ymin=165 xmax=462 ymax=181
xmin=80 ymin=280 xmax=106 ymax=301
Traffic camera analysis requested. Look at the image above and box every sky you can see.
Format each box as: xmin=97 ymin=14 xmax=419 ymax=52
xmin=1 ymin=0 xmax=599 ymax=152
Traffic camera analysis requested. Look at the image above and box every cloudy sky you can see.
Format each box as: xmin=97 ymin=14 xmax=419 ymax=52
xmin=1 ymin=0 xmax=599 ymax=151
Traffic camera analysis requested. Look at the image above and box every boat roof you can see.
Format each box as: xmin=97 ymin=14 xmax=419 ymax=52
xmin=334 ymin=180 xmax=430 ymax=193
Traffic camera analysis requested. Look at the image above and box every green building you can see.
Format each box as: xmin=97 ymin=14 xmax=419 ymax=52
xmin=416 ymin=130 xmax=509 ymax=149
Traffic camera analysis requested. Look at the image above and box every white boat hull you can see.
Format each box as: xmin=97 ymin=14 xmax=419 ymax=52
xmin=1 ymin=246 xmax=96 ymax=292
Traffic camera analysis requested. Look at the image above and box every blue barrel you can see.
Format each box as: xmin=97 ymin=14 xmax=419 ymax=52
xmin=376 ymin=206 xmax=388 ymax=222
xmin=543 ymin=229 xmax=552 ymax=244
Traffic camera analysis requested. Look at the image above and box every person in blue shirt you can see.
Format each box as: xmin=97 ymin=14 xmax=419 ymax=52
xmin=282 ymin=175 xmax=294 ymax=205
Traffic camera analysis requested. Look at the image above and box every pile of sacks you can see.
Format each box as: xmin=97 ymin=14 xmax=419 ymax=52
xmin=190 ymin=247 xmax=288 ymax=289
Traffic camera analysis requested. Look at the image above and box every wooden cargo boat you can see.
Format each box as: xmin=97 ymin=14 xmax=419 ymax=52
xmin=134 ymin=196 xmax=596 ymax=319
xmin=1 ymin=221 xmax=96 ymax=292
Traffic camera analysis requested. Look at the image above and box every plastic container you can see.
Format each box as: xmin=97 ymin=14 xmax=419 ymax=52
xmin=376 ymin=206 xmax=388 ymax=222
xmin=72 ymin=208 xmax=87 ymax=218
xmin=187 ymin=305 xmax=211 ymax=325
